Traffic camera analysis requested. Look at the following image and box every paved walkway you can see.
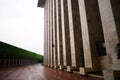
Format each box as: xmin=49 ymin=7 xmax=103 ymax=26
xmin=0 ymin=64 xmax=103 ymax=80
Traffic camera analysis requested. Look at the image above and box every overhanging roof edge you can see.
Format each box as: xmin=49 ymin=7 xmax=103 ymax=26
xmin=37 ymin=0 xmax=46 ymax=8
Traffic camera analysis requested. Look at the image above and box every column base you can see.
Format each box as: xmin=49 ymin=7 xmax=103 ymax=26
xmin=58 ymin=65 xmax=66 ymax=70
xmin=54 ymin=65 xmax=59 ymax=69
xmin=66 ymin=66 xmax=79 ymax=72
xmin=50 ymin=65 xmax=54 ymax=68
xmin=48 ymin=64 xmax=51 ymax=67
xmin=66 ymin=66 xmax=72 ymax=72
xmin=79 ymin=67 xmax=92 ymax=75
xmin=103 ymin=70 xmax=120 ymax=80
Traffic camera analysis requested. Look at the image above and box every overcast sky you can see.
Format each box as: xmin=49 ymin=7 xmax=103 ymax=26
xmin=0 ymin=0 xmax=44 ymax=55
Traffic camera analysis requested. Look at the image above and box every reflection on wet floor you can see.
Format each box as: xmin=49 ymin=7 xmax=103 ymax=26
xmin=0 ymin=64 xmax=103 ymax=80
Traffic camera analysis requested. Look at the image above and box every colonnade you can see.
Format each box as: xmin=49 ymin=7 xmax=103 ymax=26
xmin=0 ymin=41 xmax=43 ymax=68
xmin=42 ymin=0 xmax=120 ymax=80
xmin=0 ymin=56 xmax=39 ymax=68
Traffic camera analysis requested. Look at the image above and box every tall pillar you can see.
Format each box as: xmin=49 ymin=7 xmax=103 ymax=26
xmin=47 ymin=0 xmax=51 ymax=67
xmin=53 ymin=0 xmax=58 ymax=68
xmin=44 ymin=0 xmax=48 ymax=66
xmin=56 ymin=0 xmax=64 ymax=69
xmin=78 ymin=0 xmax=104 ymax=75
xmin=61 ymin=0 xmax=72 ymax=71
xmin=67 ymin=0 xmax=83 ymax=71
xmin=46 ymin=0 xmax=49 ymax=66
xmin=50 ymin=0 xmax=54 ymax=68
xmin=98 ymin=0 xmax=120 ymax=80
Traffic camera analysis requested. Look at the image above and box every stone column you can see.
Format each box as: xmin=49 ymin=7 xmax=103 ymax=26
xmin=67 ymin=0 xmax=83 ymax=71
xmin=44 ymin=0 xmax=47 ymax=66
xmin=46 ymin=0 xmax=49 ymax=67
xmin=56 ymin=0 xmax=64 ymax=69
xmin=78 ymin=0 xmax=104 ymax=75
xmin=53 ymin=0 xmax=58 ymax=68
xmin=61 ymin=0 xmax=72 ymax=71
xmin=12 ymin=57 xmax=15 ymax=66
xmin=8 ymin=56 xmax=12 ymax=67
xmin=98 ymin=0 xmax=120 ymax=80
xmin=50 ymin=0 xmax=54 ymax=68
xmin=47 ymin=0 xmax=51 ymax=67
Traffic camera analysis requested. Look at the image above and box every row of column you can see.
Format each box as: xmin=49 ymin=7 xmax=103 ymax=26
xmin=43 ymin=0 xmax=120 ymax=80
xmin=0 ymin=56 xmax=39 ymax=68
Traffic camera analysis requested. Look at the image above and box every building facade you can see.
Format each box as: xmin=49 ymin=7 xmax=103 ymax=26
xmin=38 ymin=0 xmax=120 ymax=80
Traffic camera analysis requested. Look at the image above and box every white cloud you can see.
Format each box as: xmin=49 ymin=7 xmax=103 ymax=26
xmin=0 ymin=0 xmax=44 ymax=55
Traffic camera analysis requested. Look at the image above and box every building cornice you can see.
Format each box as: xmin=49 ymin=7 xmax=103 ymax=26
xmin=37 ymin=0 xmax=45 ymax=8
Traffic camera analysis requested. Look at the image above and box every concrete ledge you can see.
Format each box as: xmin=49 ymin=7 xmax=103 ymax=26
xmin=88 ymin=74 xmax=103 ymax=78
xmin=103 ymin=70 xmax=120 ymax=80
xmin=73 ymin=71 xmax=80 ymax=74
xmin=88 ymin=72 xmax=103 ymax=79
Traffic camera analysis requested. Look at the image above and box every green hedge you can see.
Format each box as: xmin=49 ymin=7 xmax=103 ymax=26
xmin=0 ymin=41 xmax=43 ymax=60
